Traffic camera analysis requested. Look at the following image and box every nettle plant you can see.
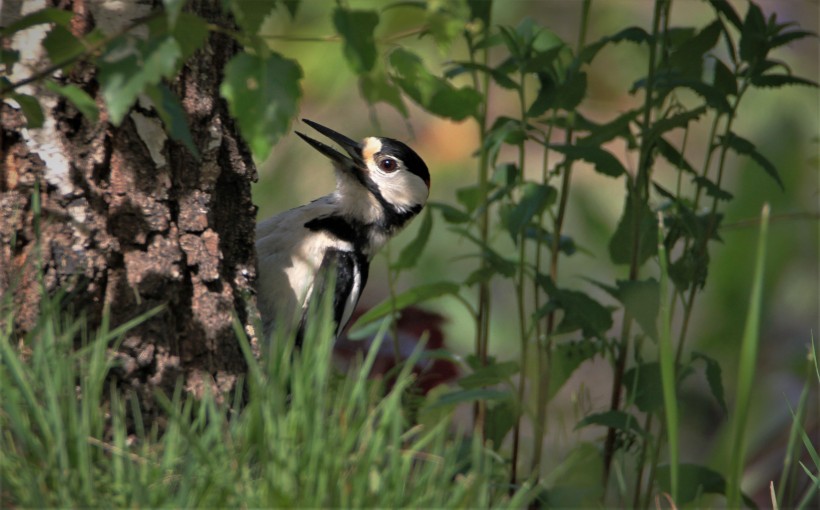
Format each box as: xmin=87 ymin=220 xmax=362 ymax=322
xmin=2 ymin=0 xmax=816 ymax=506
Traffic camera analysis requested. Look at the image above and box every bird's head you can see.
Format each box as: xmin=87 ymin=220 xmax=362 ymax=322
xmin=296 ymin=119 xmax=429 ymax=230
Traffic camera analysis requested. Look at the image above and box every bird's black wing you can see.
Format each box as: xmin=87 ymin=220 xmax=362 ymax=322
xmin=296 ymin=248 xmax=369 ymax=346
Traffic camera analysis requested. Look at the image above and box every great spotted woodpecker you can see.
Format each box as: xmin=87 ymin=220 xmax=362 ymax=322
xmin=256 ymin=119 xmax=430 ymax=344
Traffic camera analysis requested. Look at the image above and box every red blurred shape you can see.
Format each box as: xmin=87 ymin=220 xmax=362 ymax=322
xmin=334 ymin=306 xmax=459 ymax=394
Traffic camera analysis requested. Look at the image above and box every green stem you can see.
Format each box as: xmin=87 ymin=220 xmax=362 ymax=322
xmin=511 ymin=69 xmax=529 ymax=489
xmin=603 ymin=0 xmax=666 ymax=492
xmin=467 ymin=19 xmax=493 ymax=441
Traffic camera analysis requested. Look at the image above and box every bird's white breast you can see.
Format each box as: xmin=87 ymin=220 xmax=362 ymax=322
xmin=255 ymin=198 xmax=353 ymax=335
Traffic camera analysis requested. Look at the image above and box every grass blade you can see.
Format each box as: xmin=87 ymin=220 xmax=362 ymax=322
xmin=656 ymin=212 xmax=679 ymax=501
xmin=727 ymin=203 xmax=770 ymax=508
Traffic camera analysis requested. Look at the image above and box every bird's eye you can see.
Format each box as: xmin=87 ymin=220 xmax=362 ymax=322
xmin=378 ymin=157 xmax=398 ymax=173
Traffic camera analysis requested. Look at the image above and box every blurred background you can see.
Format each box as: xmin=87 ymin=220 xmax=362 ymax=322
xmin=253 ymin=0 xmax=818 ymax=498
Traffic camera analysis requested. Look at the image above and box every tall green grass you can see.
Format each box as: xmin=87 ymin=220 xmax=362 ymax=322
xmin=0 ymin=291 xmax=534 ymax=507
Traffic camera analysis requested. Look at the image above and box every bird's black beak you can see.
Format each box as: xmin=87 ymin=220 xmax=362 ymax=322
xmin=296 ymin=119 xmax=364 ymax=169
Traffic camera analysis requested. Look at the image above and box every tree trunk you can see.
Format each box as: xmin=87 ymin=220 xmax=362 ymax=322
xmin=1 ymin=0 xmax=257 ymax=414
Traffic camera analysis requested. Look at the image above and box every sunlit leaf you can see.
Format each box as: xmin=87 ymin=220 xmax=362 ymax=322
xmin=389 ymin=48 xmax=482 ymax=121
xmin=99 ymin=36 xmax=183 ymax=125
xmin=231 ymin=0 xmax=278 ymax=35
xmin=220 ymin=50 xmax=303 ymax=161
xmin=333 ymin=7 xmax=379 ymax=74
xmin=360 ymin=70 xmax=408 ymax=117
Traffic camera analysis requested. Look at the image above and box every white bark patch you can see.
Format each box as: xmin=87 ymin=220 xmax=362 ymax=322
xmin=5 ymin=0 xmax=74 ymax=196
xmin=131 ymin=111 xmax=168 ymax=168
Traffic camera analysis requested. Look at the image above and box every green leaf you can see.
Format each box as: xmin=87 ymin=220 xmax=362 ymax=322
xmin=656 ymin=136 xmax=697 ymax=174
xmin=231 ymin=0 xmax=278 ymax=35
xmin=751 ymin=74 xmax=819 ymax=89
xmin=576 ymin=410 xmax=647 ymax=437
xmin=623 ymin=362 xmax=664 ymax=412
xmin=455 ymin=182 xmax=494 ymax=213
xmin=770 ymin=29 xmax=817 ymax=50
xmin=43 ymin=25 xmax=85 ymax=67
xmin=220 ymin=51 xmax=302 ymax=161
xmin=719 ymin=132 xmax=783 ymax=189
xmin=1 ymin=48 xmax=20 ymax=70
xmin=446 ymin=61 xmax=519 ymax=90
xmin=609 ymin=190 xmax=658 ymax=266
xmin=145 ymin=83 xmax=199 ymax=157
xmin=392 ymin=208 xmax=433 ymax=270
xmin=44 ymin=82 xmax=99 ymax=123
xmin=458 ymin=360 xmax=519 ymax=389
xmin=578 ymin=26 xmax=651 ymax=64
xmin=668 ymin=20 xmax=722 ymax=77
xmin=576 ymin=109 xmax=639 ymax=147
xmin=639 ymin=75 xmax=731 ymax=113
xmin=282 ymin=0 xmax=299 ymax=18
xmin=598 ymin=279 xmax=659 ymax=340
xmin=523 ymin=226 xmax=578 ymax=255
xmin=712 ymin=58 xmax=738 ymax=96
xmin=549 ymin=144 xmax=626 ymax=177
xmin=162 ymin=0 xmax=186 ymax=28
xmin=428 ymin=201 xmax=470 ymax=224
xmin=528 ymin=69 xmax=586 ymax=116
xmin=149 ymin=12 xmax=209 ymax=62
xmin=0 ymin=8 xmax=74 ymax=37
xmin=656 ymin=464 xmax=756 ymax=507
xmin=333 ymin=8 xmax=379 ymax=74
xmin=485 ymin=399 xmax=518 ymax=449
xmin=739 ymin=3 xmax=767 ymax=67
xmin=548 ymin=339 xmax=601 ymax=399
xmin=425 ymin=388 xmax=510 ymax=410
xmin=425 ymin=0 xmax=469 ymax=52
xmin=359 ymin=70 xmax=408 ymax=117
xmin=99 ymin=36 xmax=183 ymax=125
xmin=389 ymin=48 xmax=482 ymax=121
xmin=505 ymin=182 xmax=557 ymax=242
xmin=483 ymin=117 xmax=527 ymax=165
xmin=691 ymin=351 xmax=727 ymax=413
xmin=538 ymin=278 xmax=613 ymax=337
xmin=707 ymin=0 xmax=742 ymax=29
xmin=692 ymin=175 xmax=733 ymax=201
xmin=645 ymin=106 xmax=708 ymax=143
xmin=9 ymin=93 xmax=44 ymax=128
xmin=467 ymin=0 xmax=491 ymax=26
xmin=351 ymin=281 xmax=460 ymax=328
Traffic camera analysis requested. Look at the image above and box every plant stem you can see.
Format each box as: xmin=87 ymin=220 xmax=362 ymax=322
xmin=531 ymin=0 xmax=592 ymax=477
xmin=602 ymin=0 xmax=666 ymax=493
xmin=511 ymin=69 xmax=529 ymax=489
xmin=466 ymin=19 xmax=493 ymax=440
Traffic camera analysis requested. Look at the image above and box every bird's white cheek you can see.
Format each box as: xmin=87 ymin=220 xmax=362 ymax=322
xmin=379 ymin=174 xmax=429 ymax=210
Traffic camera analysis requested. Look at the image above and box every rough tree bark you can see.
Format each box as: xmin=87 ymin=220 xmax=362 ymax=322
xmin=1 ymin=0 xmax=257 ymax=413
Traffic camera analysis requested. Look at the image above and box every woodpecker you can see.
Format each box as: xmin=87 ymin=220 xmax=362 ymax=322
xmin=256 ymin=119 xmax=430 ymax=344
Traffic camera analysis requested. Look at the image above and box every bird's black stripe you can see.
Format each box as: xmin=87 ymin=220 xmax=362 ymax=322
xmin=304 ymin=215 xmax=369 ymax=251
xmin=352 ymin=170 xmax=422 ymax=231
xmin=295 ymin=248 xmax=369 ymax=345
